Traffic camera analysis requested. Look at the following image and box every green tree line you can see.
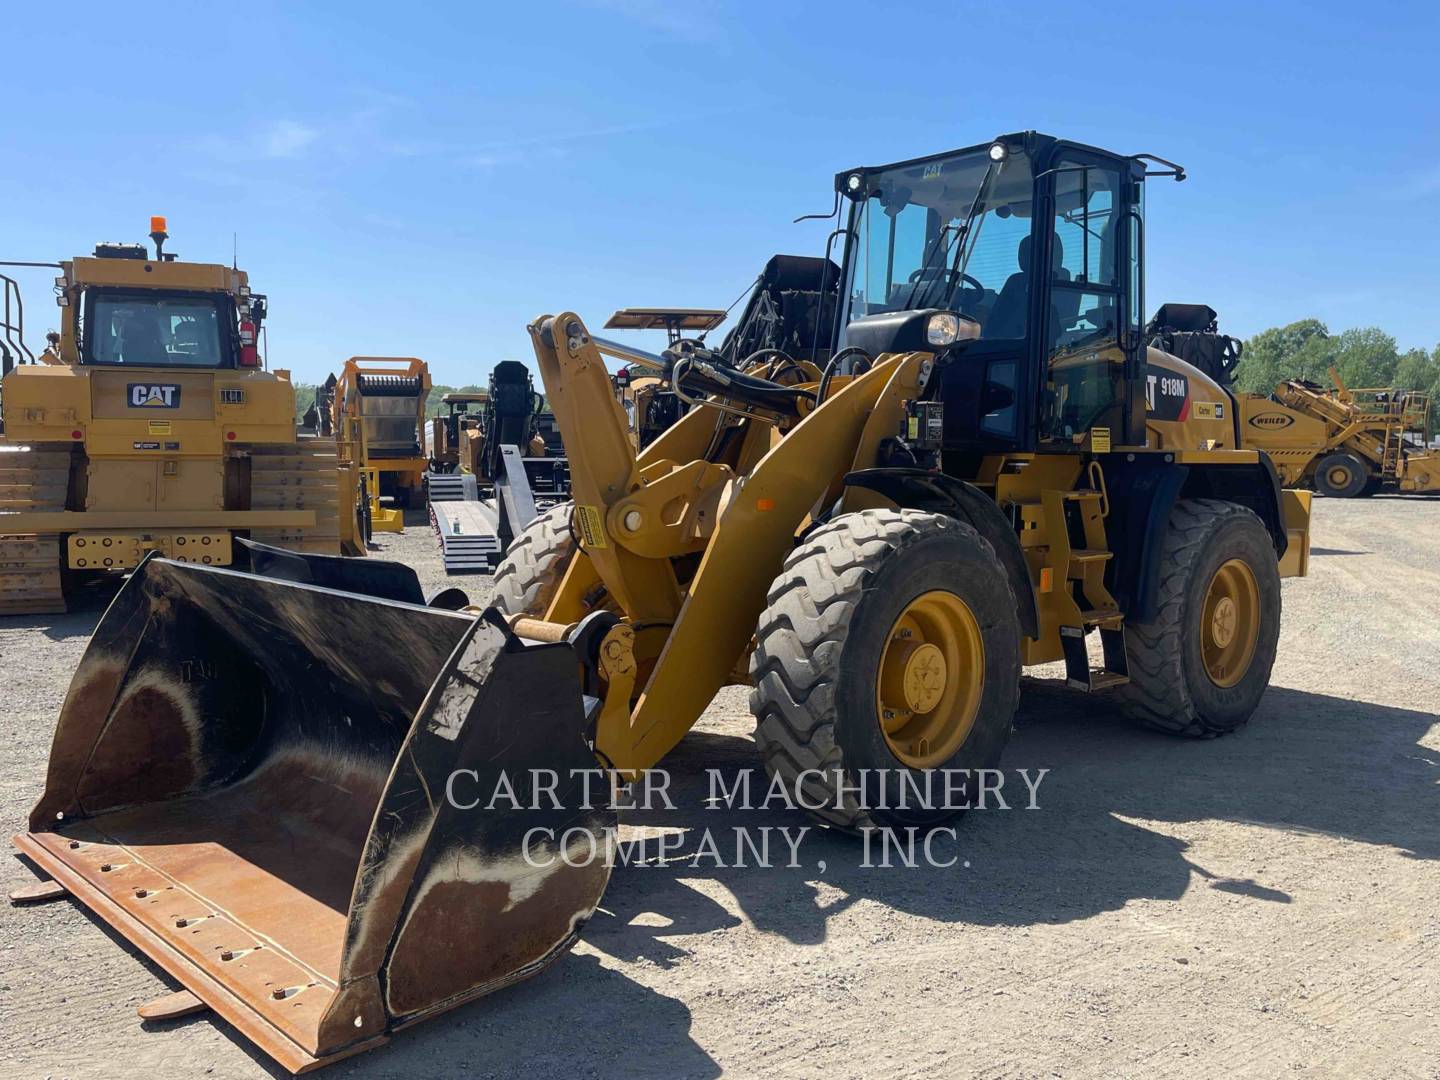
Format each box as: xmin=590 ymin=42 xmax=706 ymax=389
xmin=1233 ymin=319 xmax=1440 ymax=429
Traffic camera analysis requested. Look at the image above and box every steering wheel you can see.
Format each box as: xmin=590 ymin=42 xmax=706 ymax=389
xmin=907 ymin=267 xmax=983 ymax=292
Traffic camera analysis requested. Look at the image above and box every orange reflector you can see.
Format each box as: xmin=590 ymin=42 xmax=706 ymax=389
xmin=755 ymin=498 xmax=776 ymax=512
xmin=1039 ymin=567 xmax=1053 ymax=593
xmin=150 ymin=215 xmax=167 ymax=234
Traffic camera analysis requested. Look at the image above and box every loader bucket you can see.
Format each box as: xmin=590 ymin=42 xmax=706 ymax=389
xmin=14 ymin=556 xmax=615 ymax=1073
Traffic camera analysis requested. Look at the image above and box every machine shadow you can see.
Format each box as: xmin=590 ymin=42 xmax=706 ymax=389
xmin=589 ymin=681 xmax=1439 ymax=962
xmin=0 ymin=582 xmax=112 ymax=640
xmin=10 ymin=873 xmax=719 ymax=1080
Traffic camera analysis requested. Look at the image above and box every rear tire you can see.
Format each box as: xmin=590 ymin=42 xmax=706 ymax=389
xmin=489 ymin=502 xmax=575 ymax=617
xmin=1313 ymin=451 xmax=1368 ymax=497
xmin=749 ymin=509 xmax=1022 ymax=832
xmin=1117 ymin=499 xmax=1281 ymax=737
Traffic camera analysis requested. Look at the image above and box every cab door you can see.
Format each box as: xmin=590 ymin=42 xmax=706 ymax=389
xmin=1035 ymin=151 xmax=1145 ymax=451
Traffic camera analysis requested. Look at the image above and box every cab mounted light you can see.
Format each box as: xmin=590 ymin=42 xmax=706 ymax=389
xmin=988 ymin=142 xmax=1009 ymax=162
xmin=846 ymin=173 xmax=864 ymax=194
xmin=926 ymin=312 xmax=963 ymax=347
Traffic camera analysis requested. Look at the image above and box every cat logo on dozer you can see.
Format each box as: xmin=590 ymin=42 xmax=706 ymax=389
xmin=128 ymin=382 xmax=181 ymax=408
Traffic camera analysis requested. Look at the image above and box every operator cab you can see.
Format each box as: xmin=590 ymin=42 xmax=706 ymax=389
xmin=836 ymin=132 xmax=1182 ymax=459
xmin=67 ymin=218 xmax=265 ymax=372
xmin=82 ymin=290 xmax=236 ymax=368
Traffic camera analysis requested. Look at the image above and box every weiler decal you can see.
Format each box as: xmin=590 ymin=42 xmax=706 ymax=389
xmin=1249 ymin=412 xmax=1296 ymax=430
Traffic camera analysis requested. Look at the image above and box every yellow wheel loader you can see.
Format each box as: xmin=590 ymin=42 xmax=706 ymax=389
xmin=0 ymin=219 xmax=364 ymax=613
xmin=12 ymin=134 xmax=1310 ymax=1071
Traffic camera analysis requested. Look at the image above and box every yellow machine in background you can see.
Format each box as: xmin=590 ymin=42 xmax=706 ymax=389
xmin=1240 ymin=370 xmax=1438 ymax=496
xmin=1148 ymin=305 xmax=1438 ymax=497
xmin=0 ymin=219 xmax=361 ymax=613
xmin=428 ymin=389 xmax=488 ymax=472
xmin=330 ymin=355 xmax=430 ymax=531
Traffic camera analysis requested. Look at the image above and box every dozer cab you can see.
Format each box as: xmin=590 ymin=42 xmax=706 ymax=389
xmin=13 ymin=133 xmax=1310 ymax=1071
xmin=0 ymin=218 xmax=363 ymax=613
xmin=428 ymin=390 xmax=488 ymax=472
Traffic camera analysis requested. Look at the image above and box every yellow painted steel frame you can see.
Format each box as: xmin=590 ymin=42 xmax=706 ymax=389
xmin=528 ymin=313 xmax=923 ymax=775
xmin=361 ymin=467 xmax=403 ymax=533
xmin=331 ymin=356 xmax=431 ymax=491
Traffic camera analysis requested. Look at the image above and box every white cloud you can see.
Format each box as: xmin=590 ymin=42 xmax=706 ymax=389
xmin=259 ymin=120 xmax=319 ymax=159
xmin=580 ymin=0 xmax=726 ymax=42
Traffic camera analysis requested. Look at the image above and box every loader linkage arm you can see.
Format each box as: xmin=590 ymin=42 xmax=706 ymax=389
xmin=526 ymin=312 xmax=934 ymax=776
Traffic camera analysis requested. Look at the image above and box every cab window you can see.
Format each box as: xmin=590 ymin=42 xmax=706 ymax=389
xmin=83 ymin=292 xmax=231 ymax=368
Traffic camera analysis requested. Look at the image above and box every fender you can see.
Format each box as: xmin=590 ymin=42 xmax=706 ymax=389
xmin=842 ymin=467 xmax=1040 ymax=641
xmin=1100 ymin=455 xmax=1290 ymax=622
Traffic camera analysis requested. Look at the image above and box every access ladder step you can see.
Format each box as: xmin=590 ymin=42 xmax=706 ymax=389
xmin=1059 ymin=622 xmax=1130 ymax=692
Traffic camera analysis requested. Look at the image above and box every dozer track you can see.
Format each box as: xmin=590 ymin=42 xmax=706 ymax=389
xmin=0 ymin=445 xmax=70 ymax=615
xmin=248 ymin=436 xmax=344 ymax=554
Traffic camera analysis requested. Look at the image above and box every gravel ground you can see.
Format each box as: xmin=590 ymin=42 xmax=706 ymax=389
xmin=2 ymin=498 xmax=1438 ymax=1078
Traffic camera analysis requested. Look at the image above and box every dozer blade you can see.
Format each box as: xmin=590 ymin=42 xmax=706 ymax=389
xmin=14 ymin=555 xmax=615 ymax=1073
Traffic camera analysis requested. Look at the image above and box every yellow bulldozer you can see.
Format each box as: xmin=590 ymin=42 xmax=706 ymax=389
xmin=12 ymin=134 xmax=1311 ymax=1071
xmin=428 ymin=389 xmax=488 ymax=472
xmin=0 ymin=218 xmax=362 ymax=613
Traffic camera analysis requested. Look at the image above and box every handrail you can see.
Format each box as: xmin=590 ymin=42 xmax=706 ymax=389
xmin=0 ymin=273 xmax=36 ymax=376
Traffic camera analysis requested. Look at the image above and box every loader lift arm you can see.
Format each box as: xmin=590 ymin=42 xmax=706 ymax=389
xmin=528 ymin=312 xmax=931 ymax=775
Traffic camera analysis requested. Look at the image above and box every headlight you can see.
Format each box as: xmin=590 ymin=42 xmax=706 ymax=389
xmin=846 ymin=173 xmax=863 ymax=193
xmin=926 ymin=312 xmax=962 ymax=348
xmin=988 ymin=142 xmax=1009 ymax=162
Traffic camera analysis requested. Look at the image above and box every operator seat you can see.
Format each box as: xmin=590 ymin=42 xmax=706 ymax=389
xmin=985 ymin=233 xmax=1070 ymax=339
xmin=120 ymin=316 xmax=166 ymax=363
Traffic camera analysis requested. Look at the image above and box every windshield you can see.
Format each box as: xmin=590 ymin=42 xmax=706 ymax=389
xmin=84 ymin=291 xmax=231 ymax=367
xmin=841 ymin=146 xmax=1035 ymax=340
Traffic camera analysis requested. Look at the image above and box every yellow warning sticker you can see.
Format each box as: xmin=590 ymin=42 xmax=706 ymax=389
xmin=1090 ymin=427 xmax=1111 ymax=453
xmin=147 ymin=420 xmax=172 ymax=435
xmin=575 ymin=505 xmax=608 ymax=549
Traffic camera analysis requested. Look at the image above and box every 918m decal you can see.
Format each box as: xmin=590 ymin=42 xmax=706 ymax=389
xmin=1146 ymin=371 xmax=1189 ymax=422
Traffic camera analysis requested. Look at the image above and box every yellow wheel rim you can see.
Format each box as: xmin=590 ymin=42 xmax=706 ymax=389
xmin=1328 ymin=464 xmax=1351 ymax=489
xmin=1201 ymin=558 xmax=1260 ymax=688
xmin=875 ymin=590 xmax=985 ymax=769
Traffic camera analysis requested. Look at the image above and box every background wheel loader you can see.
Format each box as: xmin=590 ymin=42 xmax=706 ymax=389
xmin=0 ymin=219 xmax=363 ymax=614
xmin=13 ymin=133 xmax=1310 ymax=1071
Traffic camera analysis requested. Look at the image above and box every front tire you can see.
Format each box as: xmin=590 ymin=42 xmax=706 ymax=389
xmin=1313 ymin=451 xmax=1368 ymax=497
xmin=749 ymin=509 xmax=1022 ymax=832
xmin=489 ymin=502 xmax=575 ymax=617
xmin=1117 ymin=499 xmax=1281 ymax=737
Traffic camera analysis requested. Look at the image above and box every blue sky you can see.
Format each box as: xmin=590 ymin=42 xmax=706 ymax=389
xmin=5 ymin=0 xmax=1437 ymax=386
